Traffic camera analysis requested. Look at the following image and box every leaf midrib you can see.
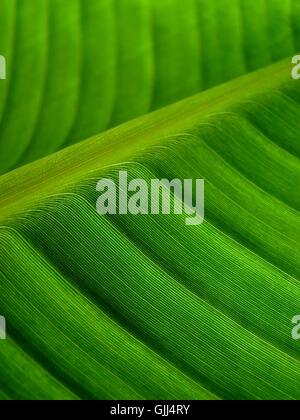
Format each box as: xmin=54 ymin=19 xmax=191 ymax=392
xmin=0 ymin=59 xmax=291 ymax=221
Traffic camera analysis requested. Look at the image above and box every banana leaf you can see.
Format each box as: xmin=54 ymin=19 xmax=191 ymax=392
xmin=0 ymin=0 xmax=299 ymax=400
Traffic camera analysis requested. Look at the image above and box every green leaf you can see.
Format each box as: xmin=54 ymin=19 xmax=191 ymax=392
xmin=0 ymin=54 xmax=300 ymax=400
xmin=0 ymin=0 xmax=300 ymax=174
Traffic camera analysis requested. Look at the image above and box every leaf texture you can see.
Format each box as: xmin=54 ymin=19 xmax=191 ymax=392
xmin=0 ymin=0 xmax=300 ymax=173
xmin=0 ymin=53 xmax=300 ymax=400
